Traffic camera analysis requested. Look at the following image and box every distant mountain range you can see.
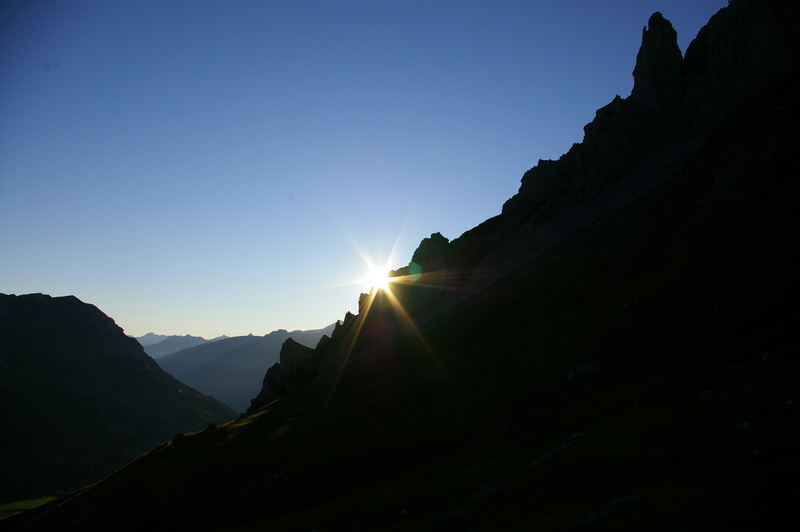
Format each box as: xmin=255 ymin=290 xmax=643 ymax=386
xmin=135 ymin=332 xmax=171 ymax=346
xmin=139 ymin=335 xmax=229 ymax=359
xmin=157 ymin=325 xmax=336 ymax=412
xmin=0 ymin=293 xmax=235 ymax=504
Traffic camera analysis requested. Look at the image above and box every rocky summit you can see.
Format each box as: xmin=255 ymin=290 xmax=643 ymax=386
xmin=5 ymin=0 xmax=799 ymax=529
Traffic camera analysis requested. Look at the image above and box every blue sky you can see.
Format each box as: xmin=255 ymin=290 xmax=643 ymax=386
xmin=1 ymin=0 xmax=725 ymax=337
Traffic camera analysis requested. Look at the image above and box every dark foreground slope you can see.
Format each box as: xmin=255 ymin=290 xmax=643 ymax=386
xmin=6 ymin=1 xmax=799 ymax=530
xmin=158 ymin=324 xmax=336 ymax=412
xmin=0 ymin=294 xmax=235 ymax=504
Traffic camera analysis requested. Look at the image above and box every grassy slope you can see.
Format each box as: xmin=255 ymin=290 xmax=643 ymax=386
xmin=0 ymin=499 xmax=55 ymax=521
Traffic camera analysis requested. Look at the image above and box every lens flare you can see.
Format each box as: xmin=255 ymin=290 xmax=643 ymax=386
xmin=365 ymin=266 xmax=392 ymax=291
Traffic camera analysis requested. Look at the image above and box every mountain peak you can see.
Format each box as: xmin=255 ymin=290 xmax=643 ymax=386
xmin=632 ymin=11 xmax=682 ymax=97
xmin=410 ymin=232 xmax=450 ymax=271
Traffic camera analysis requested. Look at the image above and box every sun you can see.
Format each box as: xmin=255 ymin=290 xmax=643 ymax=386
xmin=365 ymin=266 xmax=392 ymax=292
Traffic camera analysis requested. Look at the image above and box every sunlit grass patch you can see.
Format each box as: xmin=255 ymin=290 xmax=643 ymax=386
xmin=270 ymin=425 xmax=290 ymax=439
xmin=0 ymin=496 xmax=56 ymax=519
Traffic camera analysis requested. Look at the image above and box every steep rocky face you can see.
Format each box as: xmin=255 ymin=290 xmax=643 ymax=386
xmin=248 ymin=334 xmax=332 ymax=412
xmin=249 ymin=363 xmax=285 ymax=409
xmin=682 ymin=0 xmax=800 ymax=123
xmin=247 ymin=311 xmax=373 ymax=414
xmin=279 ymin=338 xmax=321 ymax=392
xmin=0 ymin=293 xmax=235 ymax=503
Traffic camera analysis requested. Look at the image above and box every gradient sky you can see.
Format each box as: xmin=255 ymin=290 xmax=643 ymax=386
xmin=1 ymin=0 xmax=725 ymax=337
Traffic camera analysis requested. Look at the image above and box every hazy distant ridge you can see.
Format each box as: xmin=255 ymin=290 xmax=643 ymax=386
xmin=138 ymin=334 xmax=228 ymax=359
xmin=158 ymin=324 xmax=336 ymax=412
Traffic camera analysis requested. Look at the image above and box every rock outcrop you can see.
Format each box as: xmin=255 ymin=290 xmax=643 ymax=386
xmin=279 ymin=338 xmax=320 ymax=393
xmin=248 ymin=362 xmax=285 ymax=410
xmin=631 ymin=12 xmax=683 ymax=102
xmin=410 ymin=232 xmax=450 ymax=271
xmin=248 ymin=335 xmax=329 ymax=412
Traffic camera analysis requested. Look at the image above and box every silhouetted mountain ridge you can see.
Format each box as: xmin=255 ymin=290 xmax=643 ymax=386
xmin=388 ymin=2 xmax=799 ymax=294
xmin=0 ymin=293 xmax=235 ymax=504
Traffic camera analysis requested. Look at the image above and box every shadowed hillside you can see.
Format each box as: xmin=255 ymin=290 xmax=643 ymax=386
xmin=0 ymin=293 xmax=235 ymax=504
xmin=5 ymin=1 xmax=799 ymax=529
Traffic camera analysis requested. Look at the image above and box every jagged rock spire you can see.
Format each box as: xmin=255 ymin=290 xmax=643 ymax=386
xmin=632 ymin=12 xmax=682 ymax=96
